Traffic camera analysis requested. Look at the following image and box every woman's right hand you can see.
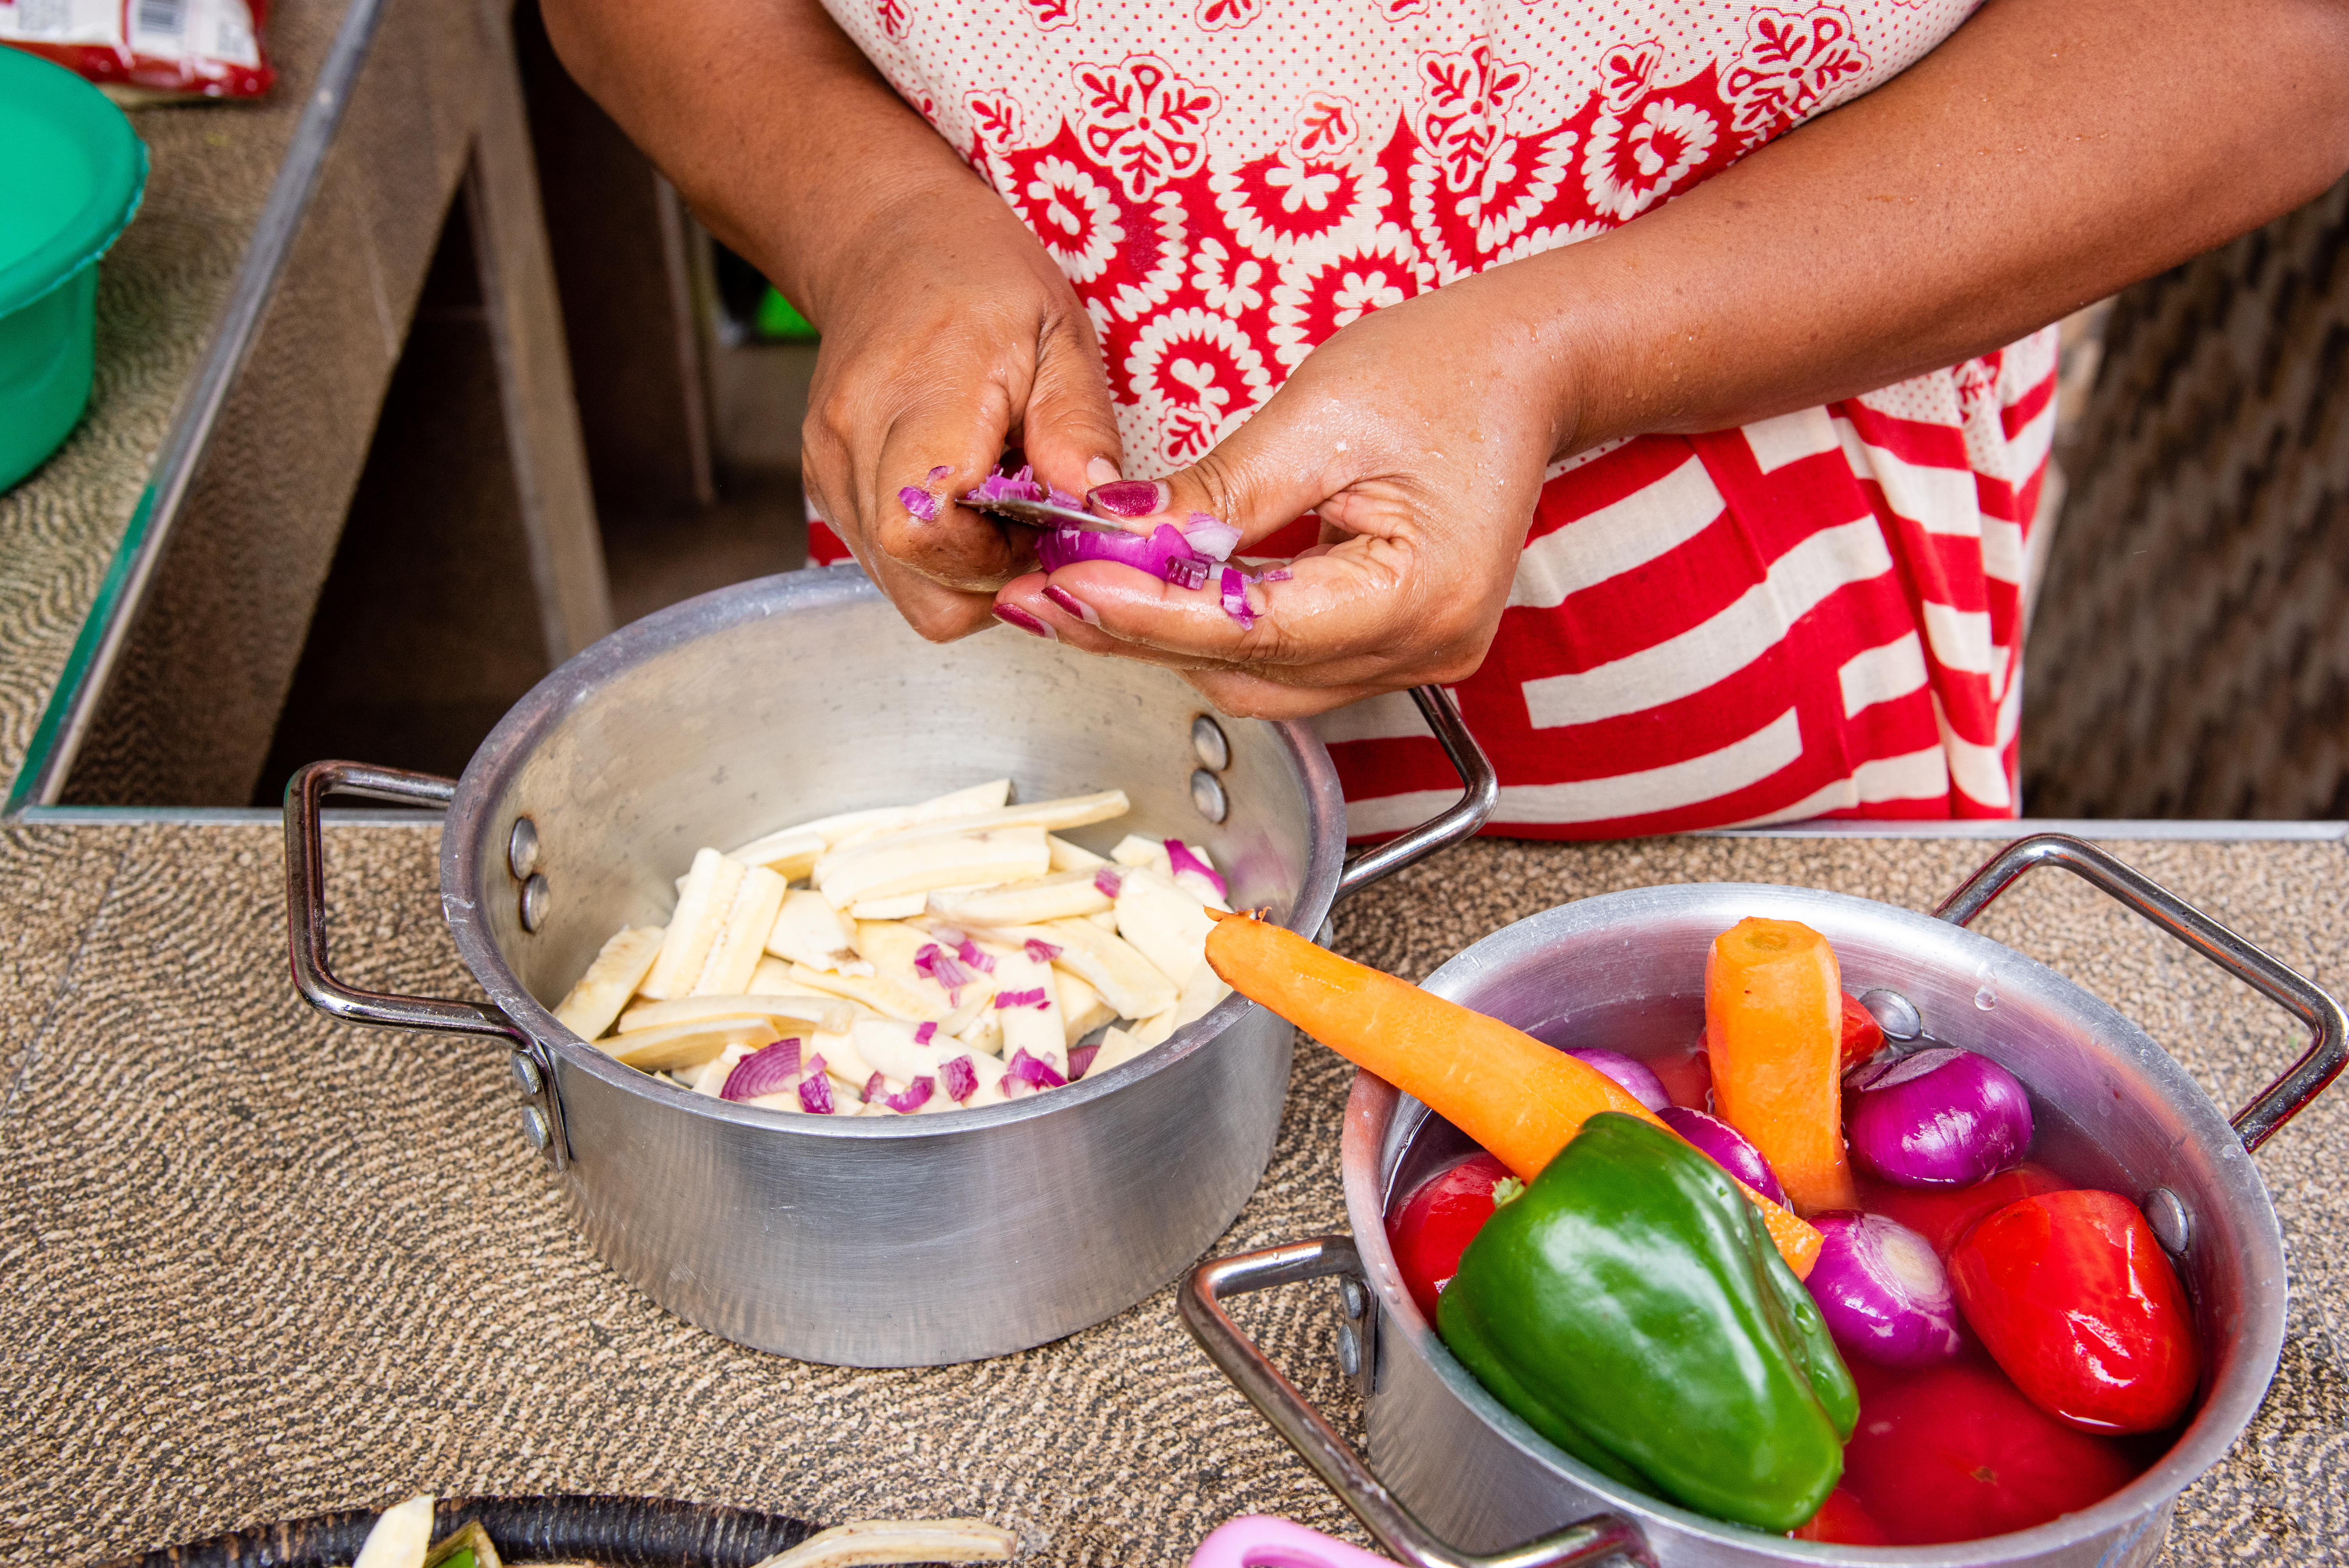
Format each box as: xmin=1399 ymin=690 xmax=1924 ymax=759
xmin=798 ymin=176 xmax=1124 ymax=641
xmin=542 ymin=0 xmax=1121 ymax=641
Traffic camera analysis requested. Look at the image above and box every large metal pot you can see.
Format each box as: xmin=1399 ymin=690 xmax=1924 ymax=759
xmin=283 ymin=567 xmax=1496 ymax=1367
xmin=1183 ymin=836 xmax=2345 ymax=1568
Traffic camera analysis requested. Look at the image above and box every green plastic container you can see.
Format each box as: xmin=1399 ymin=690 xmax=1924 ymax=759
xmin=0 ymin=48 xmax=148 ymax=492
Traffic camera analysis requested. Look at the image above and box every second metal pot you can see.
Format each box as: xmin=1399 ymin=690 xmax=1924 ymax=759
xmin=1183 ymin=836 xmax=2344 ymax=1567
xmin=286 ymin=567 xmax=1496 ymax=1366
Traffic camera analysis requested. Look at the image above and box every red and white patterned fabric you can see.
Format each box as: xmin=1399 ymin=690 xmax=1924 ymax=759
xmin=805 ymin=0 xmax=2058 ymax=836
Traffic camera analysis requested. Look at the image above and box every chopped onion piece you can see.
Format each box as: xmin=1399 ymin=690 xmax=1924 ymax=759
xmin=864 ymin=1071 xmax=887 ymax=1103
xmin=1005 ymin=1047 xmax=1068 ymax=1090
xmin=1218 ymin=567 xmax=1255 ymax=629
xmin=964 ymin=463 xmax=1047 ymax=505
xmin=942 ymin=1055 xmax=979 ymax=1103
xmin=955 ymin=937 xmax=996 ymax=974
xmin=897 ymin=485 xmax=941 ymax=522
xmin=1023 ymin=937 xmax=1064 ymax=964
xmin=1253 ymin=567 xmax=1292 ymax=584
xmin=994 ymin=987 xmax=1050 ymax=1010
xmin=1068 ymin=1041 xmax=1101 ymax=1079
xmin=1094 ymin=868 xmax=1125 ymax=898
xmin=913 ymin=941 xmax=978 ymax=1001
xmin=925 ymin=464 xmax=951 ymax=485
xmin=915 ymin=1021 xmax=937 ymax=1045
xmin=886 ymin=1076 xmax=936 ymax=1114
xmin=1182 ymin=512 xmax=1242 ymax=561
xmin=721 ymin=1037 xmax=804 ymax=1101
xmin=798 ymin=1062 xmax=836 ymax=1115
xmin=1163 ymin=839 xmax=1228 ymax=901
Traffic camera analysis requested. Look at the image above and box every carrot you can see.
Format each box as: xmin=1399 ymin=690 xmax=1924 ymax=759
xmin=1205 ymin=910 xmax=1821 ymax=1278
xmin=1705 ymin=917 xmax=1858 ymax=1215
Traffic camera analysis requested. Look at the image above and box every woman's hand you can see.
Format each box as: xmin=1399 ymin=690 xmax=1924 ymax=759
xmin=993 ymin=264 xmax=1591 ymax=717
xmin=800 ymin=178 xmax=1121 ymax=640
xmin=542 ymin=0 xmax=1121 ymax=641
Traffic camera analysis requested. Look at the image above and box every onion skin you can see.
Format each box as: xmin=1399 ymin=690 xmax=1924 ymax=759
xmin=1847 ymin=1048 xmax=2034 ymax=1188
xmin=1805 ymin=1211 xmax=1964 ymax=1368
xmin=1565 ymin=1048 xmax=1669 ymax=1112
xmin=1657 ymin=1105 xmax=1788 ymax=1206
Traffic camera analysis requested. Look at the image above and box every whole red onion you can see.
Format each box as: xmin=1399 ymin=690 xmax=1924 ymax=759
xmin=1657 ymin=1105 xmax=1788 ymax=1206
xmin=1846 ymin=1047 xmax=2033 ymax=1188
xmin=1565 ymin=1047 xmax=1669 ymax=1111
xmin=1805 ymin=1211 xmax=1964 ymax=1368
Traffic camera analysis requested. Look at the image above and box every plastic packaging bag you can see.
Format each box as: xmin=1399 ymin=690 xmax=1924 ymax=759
xmin=0 ymin=0 xmax=273 ymax=100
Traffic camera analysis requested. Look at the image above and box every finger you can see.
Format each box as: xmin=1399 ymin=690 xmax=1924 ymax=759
xmin=1009 ymin=303 xmax=1126 ymax=501
xmin=1180 ymin=667 xmax=1395 ymax=720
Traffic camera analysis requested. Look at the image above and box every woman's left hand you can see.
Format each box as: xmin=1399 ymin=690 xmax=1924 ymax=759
xmin=991 ymin=264 xmax=1589 ymax=718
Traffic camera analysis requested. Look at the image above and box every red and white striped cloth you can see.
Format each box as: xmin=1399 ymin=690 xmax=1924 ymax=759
xmin=806 ymin=0 xmax=2055 ymax=836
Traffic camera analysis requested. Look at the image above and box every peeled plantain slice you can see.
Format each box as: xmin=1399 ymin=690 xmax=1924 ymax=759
xmin=749 ymin=1518 xmax=1016 ymax=1568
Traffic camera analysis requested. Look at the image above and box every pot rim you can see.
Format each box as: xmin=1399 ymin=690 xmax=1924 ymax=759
xmin=439 ymin=565 xmax=1349 ymax=1140
xmin=1343 ymin=878 xmax=2285 ymax=1562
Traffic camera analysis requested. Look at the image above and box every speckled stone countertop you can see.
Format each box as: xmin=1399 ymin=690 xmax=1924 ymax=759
xmin=0 ymin=826 xmax=2341 ymax=1566
xmin=0 ymin=0 xmax=343 ymax=784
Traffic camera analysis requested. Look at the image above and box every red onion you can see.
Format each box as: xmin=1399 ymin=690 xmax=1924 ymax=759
xmin=1219 ymin=567 xmax=1256 ymax=629
xmin=914 ymin=1021 xmax=938 ymax=1046
xmin=1846 ymin=1047 xmax=2033 ymax=1188
xmin=914 ymin=942 xmax=977 ymax=1001
xmin=1093 ymin=868 xmax=1125 ymax=898
xmin=897 ymin=485 xmax=941 ymax=522
xmin=1005 ymin=1048 xmax=1067 ymax=1090
xmin=1068 ymin=1041 xmax=1101 ymax=1079
xmin=964 ymin=464 xmax=1047 ymax=505
xmin=1165 ymin=838 xmax=1228 ymax=900
xmin=955 ymin=936 xmax=995 ymax=974
xmin=994 ymin=987 xmax=1050 ymax=1010
xmin=1035 ymin=520 xmax=1209 ymax=583
xmin=883 ymin=1076 xmax=935 ymax=1114
xmin=1254 ymin=567 xmax=1293 ymax=584
xmin=798 ymin=1059 xmax=835 ymax=1115
xmin=941 ymin=1055 xmax=979 ymax=1103
xmin=1657 ymin=1105 xmax=1788 ymax=1206
xmin=1566 ymin=1048 xmax=1669 ymax=1112
xmin=863 ymin=1071 xmax=886 ymax=1103
xmin=721 ymin=1037 xmax=803 ymax=1101
xmin=1805 ymin=1211 xmax=1964 ymax=1368
xmin=1023 ymin=938 xmax=1063 ymax=964
xmin=1183 ymin=511 xmax=1242 ymax=561
xmin=925 ymin=465 xmax=951 ymax=485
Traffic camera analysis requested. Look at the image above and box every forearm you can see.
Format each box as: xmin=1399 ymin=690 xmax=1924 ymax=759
xmin=1531 ymin=0 xmax=2349 ymax=449
xmin=540 ymin=0 xmax=1000 ymax=326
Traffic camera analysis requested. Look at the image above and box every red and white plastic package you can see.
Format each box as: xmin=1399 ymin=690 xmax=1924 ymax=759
xmin=0 ymin=0 xmax=273 ymax=100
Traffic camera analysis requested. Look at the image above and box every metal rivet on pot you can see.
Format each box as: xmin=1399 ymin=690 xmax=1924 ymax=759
xmin=1859 ymin=988 xmax=1923 ymax=1041
xmin=1191 ymin=714 xmax=1231 ymax=772
xmin=508 ymin=816 xmax=540 ymax=880
xmin=520 ymin=1105 xmax=552 ymax=1151
xmin=1190 ymin=768 xmax=1229 ymax=824
xmin=1340 ymin=1279 xmax=1366 ymax=1320
xmin=2143 ymin=1187 xmax=2191 ymax=1254
xmin=510 ymin=1051 xmax=543 ymax=1096
xmin=520 ymin=873 xmax=551 ymax=932
xmin=1335 ymin=1320 xmax=1362 ymax=1377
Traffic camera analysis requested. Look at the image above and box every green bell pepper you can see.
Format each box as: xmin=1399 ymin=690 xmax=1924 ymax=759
xmin=1437 ymin=1111 xmax=1857 ymax=1532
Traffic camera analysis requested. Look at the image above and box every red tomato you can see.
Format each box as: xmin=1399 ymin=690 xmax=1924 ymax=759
xmin=1387 ymin=1153 xmax=1514 ymax=1321
xmin=1649 ymin=1042 xmax=1713 ymax=1110
xmin=1789 ymin=1488 xmax=1891 ymax=1545
xmin=1841 ymin=1360 xmax=2144 ymax=1544
xmin=1950 ymin=1190 xmax=2200 ymax=1434
xmin=1839 ymin=992 xmax=1886 ymax=1070
xmin=1857 ymin=1162 xmax=2068 ymax=1257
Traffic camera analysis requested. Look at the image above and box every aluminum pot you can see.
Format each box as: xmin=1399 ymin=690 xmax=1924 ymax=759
xmin=1183 ymin=836 xmax=2346 ymax=1568
xmin=284 ymin=566 xmax=1496 ymax=1367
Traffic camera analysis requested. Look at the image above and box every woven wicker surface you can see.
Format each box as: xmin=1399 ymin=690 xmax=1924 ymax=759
xmin=1 ymin=826 xmax=2342 ymax=1565
xmin=2022 ymin=176 xmax=2349 ymax=819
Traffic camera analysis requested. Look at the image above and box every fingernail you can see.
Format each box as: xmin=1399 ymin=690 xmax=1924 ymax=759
xmin=1088 ymin=479 xmax=1169 ymax=518
xmin=1043 ymin=585 xmax=1100 ymax=625
xmin=1085 ymin=456 xmax=1123 ymax=488
xmin=994 ymin=604 xmax=1055 ymax=639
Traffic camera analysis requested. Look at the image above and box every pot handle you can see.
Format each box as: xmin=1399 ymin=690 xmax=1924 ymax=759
xmin=284 ymin=759 xmax=522 ymax=1042
xmin=1934 ymin=832 xmax=2348 ymax=1152
xmin=1180 ymin=1238 xmax=1654 ymax=1568
xmin=1333 ymin=688 xmax=1499 ymax=904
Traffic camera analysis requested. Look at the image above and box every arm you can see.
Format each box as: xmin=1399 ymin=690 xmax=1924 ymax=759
xmin=542 ymin=0 xmax=1122 ymax=637
xmin=1002 ymin=0 xmax=2349 ymax=713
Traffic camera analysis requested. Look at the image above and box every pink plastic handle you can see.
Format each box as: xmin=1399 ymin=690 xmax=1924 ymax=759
xmin=1187 ymin=1516 xmax=1400 ymax=1568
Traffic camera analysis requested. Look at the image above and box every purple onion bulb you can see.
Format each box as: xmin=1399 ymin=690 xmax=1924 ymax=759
xmin=1565 ymin=1048 xmax=1670 ymax=1112
xmin=1846 ymin=1046 xmax=2033 ymax=1188
xmin=1804 ymin=1211 xmax=1964 ymax=1368
xmin=1657 ymin=1104 xmax=1788 ymax=1206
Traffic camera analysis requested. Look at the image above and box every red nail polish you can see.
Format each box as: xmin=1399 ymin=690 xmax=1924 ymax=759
xmin=1042 ymin=586 xmax=1100 ymax=625
xmin=994 ymin=604 xmax=1055 ymax=639
xmin=1088 ymin=480 xmax=1167 ymax=517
